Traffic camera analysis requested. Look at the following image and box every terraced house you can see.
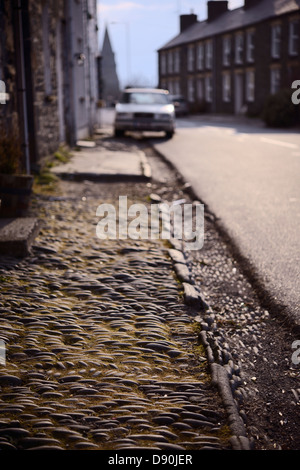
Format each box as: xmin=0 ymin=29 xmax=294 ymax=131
xmin=158 ymin=0 xmax=300 ymax=115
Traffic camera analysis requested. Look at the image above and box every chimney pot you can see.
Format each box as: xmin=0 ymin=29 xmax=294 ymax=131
xmin=244 ymin=0 xmax=261 ymax=9
xmin=180 ymin=14 xmax=198 ymax=33
xmin=207 ymin=1 xmax=228 ymax=22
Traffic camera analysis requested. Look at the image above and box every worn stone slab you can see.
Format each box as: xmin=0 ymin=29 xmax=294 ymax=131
xmin=51 ymin=147 xmax=151 ymax=181
xmin=0 ymin=218 xmax=40 ymax=257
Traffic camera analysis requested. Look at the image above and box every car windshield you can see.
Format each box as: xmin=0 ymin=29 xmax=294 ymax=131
xmin=121 ymin=92 xmax=169 ymax=105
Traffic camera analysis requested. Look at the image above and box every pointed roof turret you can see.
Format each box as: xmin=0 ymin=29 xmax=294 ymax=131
xmin=100 ymin=26 xmax=120 ymax=104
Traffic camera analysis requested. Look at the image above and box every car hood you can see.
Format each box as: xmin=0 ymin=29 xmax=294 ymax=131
xmin=116 ymin=103 xmax=174 ymax=115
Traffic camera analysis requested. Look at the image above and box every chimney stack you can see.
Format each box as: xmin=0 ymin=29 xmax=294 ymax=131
xmin=180 ymin=14 xmax=198 ymax=33
xmin=207 ymin=1 xmax=228 ymax=22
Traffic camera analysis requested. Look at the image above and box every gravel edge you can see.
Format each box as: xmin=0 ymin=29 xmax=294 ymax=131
xmin=152 ymin=144 xmax=253 ymax=449
xmin=167 ymin=242 xmax=253 ymax=450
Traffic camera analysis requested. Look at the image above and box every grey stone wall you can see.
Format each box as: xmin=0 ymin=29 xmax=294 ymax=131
xmin=0 ymin=0 xmax=100 ymax=172
xmin=28 ymin=0 xmax=62 ymax=162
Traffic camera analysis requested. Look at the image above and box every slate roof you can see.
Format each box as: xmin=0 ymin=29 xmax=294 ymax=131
xmin=158 ymin=0 xmax=300 ymax=50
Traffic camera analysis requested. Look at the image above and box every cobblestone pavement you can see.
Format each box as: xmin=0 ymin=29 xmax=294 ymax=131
xmin=0 ymin=138 xmax=236 ymax=451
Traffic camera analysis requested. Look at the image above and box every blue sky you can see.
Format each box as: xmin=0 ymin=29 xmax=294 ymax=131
xmin=98 ymin=0 xmax=244 ymax=88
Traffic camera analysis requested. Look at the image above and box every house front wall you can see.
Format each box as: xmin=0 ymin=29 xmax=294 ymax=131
xmin=158 ymin=10 xmax=300 ymax=116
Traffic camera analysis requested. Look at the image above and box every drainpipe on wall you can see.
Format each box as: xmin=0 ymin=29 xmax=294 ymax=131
xmin=14 ymin=0 xmax=30 ymax=174
xmin=64 ymin=0 xmax=77 ymax=147
xmin=82 ymin=0 xmax=92 ymax=137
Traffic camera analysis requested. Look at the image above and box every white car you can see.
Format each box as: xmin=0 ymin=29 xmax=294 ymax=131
xmin=114 ymin=88 xmax=175 ymax=138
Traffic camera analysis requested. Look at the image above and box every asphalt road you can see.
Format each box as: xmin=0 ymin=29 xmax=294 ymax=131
xmin=153 ymin=116 xmax=300 ymax=327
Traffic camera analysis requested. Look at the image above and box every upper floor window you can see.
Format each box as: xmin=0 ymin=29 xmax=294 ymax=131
xmin=197 ymin=43 xmax=204 ymax=70
xmin=235 ymin=32 xmax=244 ymax=64
xmin=289 ymin=20 xmax=299 ymax=56
xmin=271 ymin=24 xmax=281 ymax=58
xmin=174 ymin=50 xmax=180 ymax=73
xmin=223 ymin=36 xmax=231 ymax=66
xmin=188 ymin=45 xmax=195 ymax=72
xmin=246 ymin=30 xmax=255 ymax=62
xmin=205 ymin=40 xmax=213 ymax=69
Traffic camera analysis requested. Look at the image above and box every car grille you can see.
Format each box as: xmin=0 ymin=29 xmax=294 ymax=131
xmin=134 ymin=113 xmax=154 ymax=119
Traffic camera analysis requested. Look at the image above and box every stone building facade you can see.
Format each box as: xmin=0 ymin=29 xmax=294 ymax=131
xmin=158 ymin=0 xmax=300 ymax=115
xmin=0 ymin=0 xmax=100 ymax=173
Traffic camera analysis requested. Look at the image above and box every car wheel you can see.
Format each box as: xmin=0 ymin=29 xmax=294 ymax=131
xmin=165 ymin=131 xmax=174 ymax=139
xmin=114 ymin=129 xmax=125 ymax=137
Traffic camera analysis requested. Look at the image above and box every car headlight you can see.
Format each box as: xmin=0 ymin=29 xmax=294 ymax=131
xmin=155 ymin=113 xmax=172 ymax=121
xmin=117 ymin=112 xmax=133 ymax=120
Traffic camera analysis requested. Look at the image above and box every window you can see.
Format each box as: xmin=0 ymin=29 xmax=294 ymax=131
xmin=270 ymin=68 xmax=281 ymax=95
xmin=197 ymin=43 xmax=204 ymax=70
xmin=289 ymin=20 xmax=299 ymax=56
xmin=160 ymin=53 xmax=166 ymax=75
xmin=246 ymin=30 xmax=255 ymax=62
xmin=205 ymin=40 xmax=213 ymax=69
xmin=174 ymin=79 xmax=181 ymax=95
xmin=188 ymin=45 xmax=195 ymax=72
xmin=197 ymin=78 xmax=204 ymax=101
xmin=174 ymin=50 xmax=180 ymax=73
xmin=246 ymin=70 xmax=255 ymax=102
xmin=271 ymin=24 xmax=281 ymax=58
xmin=222 ymin=73 xmax=231 ymax=102
xmin=168 ymin=51 xmax=173 ymax=74
xmin=235 ymin=32 xmax=244 ymax=64
xmin=223 ymin=36 xmax=231 ymax=66
xmin=205 ymin=75 xmax=212 ymax=102
xmin=187 ymin=77 xmax=194 ymax=102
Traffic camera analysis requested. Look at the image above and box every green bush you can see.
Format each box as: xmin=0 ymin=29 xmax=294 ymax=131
xmin=262 ymin=88 xmax=298 ymax=128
